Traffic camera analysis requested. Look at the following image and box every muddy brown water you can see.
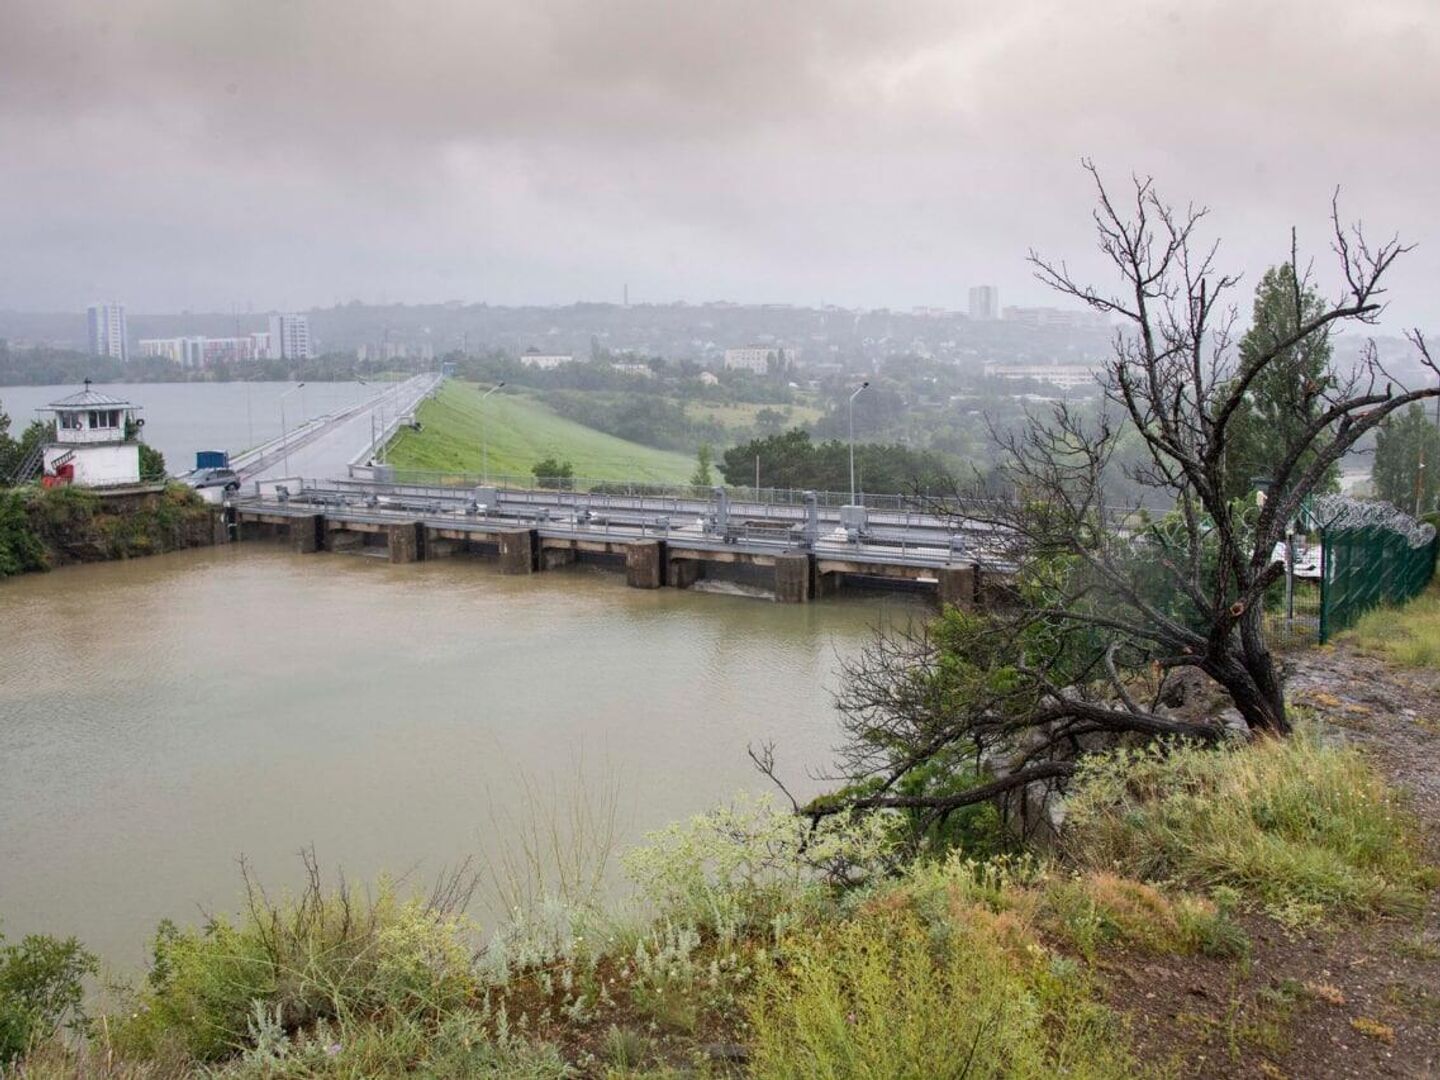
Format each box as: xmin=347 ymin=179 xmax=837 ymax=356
xmin=0 ymin=544 xmax=920 ymax=969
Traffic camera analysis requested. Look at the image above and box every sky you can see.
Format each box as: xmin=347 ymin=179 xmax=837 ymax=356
xmin=1 ymin=0 xmax=1437 ymax=330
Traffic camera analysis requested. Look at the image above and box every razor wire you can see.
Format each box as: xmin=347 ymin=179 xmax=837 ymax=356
xmin=1306 ymin=495 xmax=1436 ymax=548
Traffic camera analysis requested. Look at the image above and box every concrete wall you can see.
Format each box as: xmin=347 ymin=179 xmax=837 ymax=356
xmin=44 ymin=444 xmax=140 ymax=487
xmin=774 ymin=551 xmax=812 ymax=603
xmin=625 ymin=540 xmax=664 ymax=588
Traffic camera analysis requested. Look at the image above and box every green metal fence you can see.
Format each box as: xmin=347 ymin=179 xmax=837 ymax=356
xmin=1315 ymin=498 xmax=1439 ymax=642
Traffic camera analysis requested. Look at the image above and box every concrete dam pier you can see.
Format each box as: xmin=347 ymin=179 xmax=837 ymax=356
xmin=228 ymin=480 xmax=992 ymax=607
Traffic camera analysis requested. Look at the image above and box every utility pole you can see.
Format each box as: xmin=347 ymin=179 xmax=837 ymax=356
xmin=848 ymin=380 xmax=870 ymax=505
xmin=481 ymin=382 xmax=505 ymax=483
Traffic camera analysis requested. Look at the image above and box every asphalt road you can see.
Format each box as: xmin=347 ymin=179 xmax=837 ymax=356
xmin=243 ymin=374 xmax=440 ymax=483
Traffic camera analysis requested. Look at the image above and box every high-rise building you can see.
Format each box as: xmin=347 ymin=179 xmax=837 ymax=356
xmin=968 ymin=286 xmax=999 ymax=322
xmin=268 ymin=313 xmax=312 ymax=360
xmin=87 ymin=302 xmax=129 ymax=361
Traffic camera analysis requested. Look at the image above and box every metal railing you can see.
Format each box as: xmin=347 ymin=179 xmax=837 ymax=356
xmin=344 ymin=466 xmax=964 ymax=513
xmin=232 ymin=479 xmax=1011 ymax=572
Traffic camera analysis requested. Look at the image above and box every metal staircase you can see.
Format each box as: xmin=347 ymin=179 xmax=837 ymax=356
xmin=5 ymin=442 xmax=45 ymax=485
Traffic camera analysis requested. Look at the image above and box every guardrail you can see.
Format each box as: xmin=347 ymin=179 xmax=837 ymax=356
xmin=343 ymin=467 xmax=960 ymax=514
xmin=347 ymin=374 xmax=443 ymax=467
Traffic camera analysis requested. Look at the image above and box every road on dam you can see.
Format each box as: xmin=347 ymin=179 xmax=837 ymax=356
xmin=231 ymin=373 xmax=440 ymax=483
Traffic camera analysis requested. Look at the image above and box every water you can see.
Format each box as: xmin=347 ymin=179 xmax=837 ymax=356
xmin=0 ymin=544 xmax=919 ymax=970
xmin=0 ymin=382 xmax=378 ymax=472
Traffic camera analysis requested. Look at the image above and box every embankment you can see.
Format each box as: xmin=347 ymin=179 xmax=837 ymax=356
xmin=0 ymin=484 xmax=221 ymax=578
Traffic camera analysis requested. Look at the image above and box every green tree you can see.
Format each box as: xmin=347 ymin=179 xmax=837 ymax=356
xmin=0 ymin=490 xmax=47 ymax=576
xmin=1373 ymin=402 xmax=1440 ymax=514
xmin=1221 ymin=263 xmax=1340 ymax=501
xmin=532 ymin=456 xmax=574 ymax=490
xmin=139 ymin=444 xmax=168 ymax=482
xmin=0 ymin=400 xmax=15 ymax=482
xmin=690 ymin=443 xmax=713 ymax=488
xmin=754 ymin=407 xmax=787 ymax=435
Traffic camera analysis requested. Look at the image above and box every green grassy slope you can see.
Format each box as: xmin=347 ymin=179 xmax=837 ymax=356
xmin=385 ymin=381 xmax=695 ymax=483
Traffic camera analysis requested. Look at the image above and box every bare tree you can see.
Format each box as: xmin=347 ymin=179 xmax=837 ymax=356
xmin=766 ymin=165 xmax=1438 ymax=834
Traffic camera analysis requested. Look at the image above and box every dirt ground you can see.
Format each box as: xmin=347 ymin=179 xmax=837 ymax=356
xmin=1108 ymin=645 xmax=1440 ymax=1079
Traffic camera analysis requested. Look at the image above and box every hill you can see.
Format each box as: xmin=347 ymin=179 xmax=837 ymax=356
xmin=384 ymin=380 xmax=695 ymax=484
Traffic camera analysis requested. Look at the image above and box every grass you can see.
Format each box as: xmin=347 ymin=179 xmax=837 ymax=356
xmin=1062 ymin=724 xmax=1435 ymax=923
xmin=684 ymin=400 xmax=823 ymax=431
xmin=1342 ymin=581 xmax=1440 ymax=668
xmin=385 ymin=381 xmax=695 ymax=483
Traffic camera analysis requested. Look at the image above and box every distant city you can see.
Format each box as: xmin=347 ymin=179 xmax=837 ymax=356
xmin=5 ymin=286 xmax=1427 ymax=396
xmin=85 ymin=303 xmax=314 ymax=365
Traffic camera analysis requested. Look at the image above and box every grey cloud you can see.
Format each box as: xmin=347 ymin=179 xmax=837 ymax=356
xmin=0 ymin=0 xmax=1436 ymax=325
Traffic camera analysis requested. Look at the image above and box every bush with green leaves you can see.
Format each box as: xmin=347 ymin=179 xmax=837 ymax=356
xmin=0 ymin=924 xmax=98 ymax=1065
xmin=111 ymin=857 xmax=480 ymax=1062
xmin=0 ymin=490 xmax=47 ymax=577
xmin=623 ymin=794 xmax=900 ymax=945
xmin=746 ymin=900 xmax=1143 ymax=1079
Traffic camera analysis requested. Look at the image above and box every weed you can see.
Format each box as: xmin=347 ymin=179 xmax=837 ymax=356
xmin=1350 ymin=1016 xmax=1396 ymax=1043
xmin=602 ymin=1024 xmax=652 ymax=1070
xmin=623 ymin=793 xmax=899 ymax=945
xmin=746 ymin=903 xmax=1145 ymax=1079
xmin=108 ymin=850 xmax=481 ymax=1062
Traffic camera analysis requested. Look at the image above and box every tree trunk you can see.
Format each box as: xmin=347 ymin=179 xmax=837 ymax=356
xmin=1210 ymin=611 xmax=1291 ymax=735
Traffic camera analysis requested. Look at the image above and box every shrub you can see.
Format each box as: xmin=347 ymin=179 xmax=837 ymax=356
xmin=220 ymin=1010 xmax=570 ymax=1079
xmin=0 ymin=490 xmax=47 ymax=577
xmin=623 ymin=794 xmax=900 ymax=945
xmin=746 ymin=904 xmax=1142 ymax=1079
xmin=1063 ymin=725 xmax=1435 ymax=921
xmin=0 ymin=925 xmax=98 ymax=1065
xmin=110 ymin=854 xmax=480 ymax=1062
xmin=1040 ymin=872 xmax=1248 ymax=960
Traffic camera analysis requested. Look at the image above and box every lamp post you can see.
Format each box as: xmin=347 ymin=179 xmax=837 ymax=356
xmin=481 ymin=382 xmax=505 ymax=483
xmin=279 ymin=382 xmax=306 ymax=477
xmin=848 ymin=380 xmax=870 ymax=504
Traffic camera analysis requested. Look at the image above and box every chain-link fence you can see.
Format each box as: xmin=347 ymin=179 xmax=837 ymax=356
xmin=1309 ymin=496 xmax=1439 ymax=642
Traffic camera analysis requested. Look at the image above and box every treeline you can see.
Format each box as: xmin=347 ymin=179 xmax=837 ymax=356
xmin=445 ymin=349 xmax=797 ymax=406
xmin=0 ymin=345 xmax=402 ymax=386
xmin=718 ymin=428 xmax=954 ymax=495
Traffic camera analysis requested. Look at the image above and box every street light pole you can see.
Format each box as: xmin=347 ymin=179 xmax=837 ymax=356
xmin=279 ymin=382 xmax=306 ymax=477
xmin=848 ymin=380 xmax=870 ymax=504
xmin=481 ymin=382 xmax=505 ymax=483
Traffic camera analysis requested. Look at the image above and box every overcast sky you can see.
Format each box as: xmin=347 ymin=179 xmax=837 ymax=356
xmin=1 ymin=0 xmax=1436 ymax=328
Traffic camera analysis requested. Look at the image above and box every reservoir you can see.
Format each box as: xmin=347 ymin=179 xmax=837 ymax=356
xmin=0 ymin=381 xmax=379 ymax=467
xmin=0 ymin=544 xmax=919 ymax=969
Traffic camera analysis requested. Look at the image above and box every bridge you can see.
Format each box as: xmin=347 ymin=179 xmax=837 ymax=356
xmin=226 ymin=476 xmax=1000 ymax=607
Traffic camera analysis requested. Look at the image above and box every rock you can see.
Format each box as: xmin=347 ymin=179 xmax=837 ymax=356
xmin=1216 ymin=708 xmax=1252 ymax=742
xmin=703 ymin=1042 xmax=750 ymax=1064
